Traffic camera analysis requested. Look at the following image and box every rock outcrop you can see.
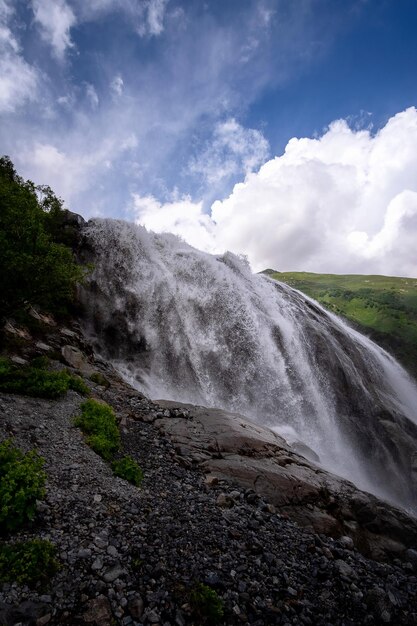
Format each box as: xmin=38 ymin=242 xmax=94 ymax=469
xmin=152 ymin=400 xmax=417 ymax=563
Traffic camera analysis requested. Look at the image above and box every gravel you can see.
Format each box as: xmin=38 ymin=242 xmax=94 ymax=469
xmin=0 ymin=359 xmax=416 ymax=625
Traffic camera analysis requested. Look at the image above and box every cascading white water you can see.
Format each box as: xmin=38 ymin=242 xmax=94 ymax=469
xmin=81 ymin=218 xmax=417 ymax=511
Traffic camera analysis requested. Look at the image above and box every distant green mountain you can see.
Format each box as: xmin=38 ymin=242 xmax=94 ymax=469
xmin=263 ymin=270 xmax=417 ymax=379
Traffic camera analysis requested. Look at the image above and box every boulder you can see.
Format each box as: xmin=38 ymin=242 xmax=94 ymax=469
xmin=61 ymin=345 xmax=95 ymax=376
xmin=154 ymin=400 xmax=417 ymax=562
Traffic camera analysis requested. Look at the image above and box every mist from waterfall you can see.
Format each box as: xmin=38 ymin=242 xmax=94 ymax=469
xmin=81 ymin=218 xmax=417 ymax=511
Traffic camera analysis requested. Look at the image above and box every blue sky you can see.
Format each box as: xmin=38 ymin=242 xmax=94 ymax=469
xmin=1 ymin=0 xmax=417 ymax=275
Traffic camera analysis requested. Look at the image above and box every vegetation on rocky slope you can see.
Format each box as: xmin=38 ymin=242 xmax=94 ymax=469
xmin=264 ymin=270 xmax=417 ymax=377
xmin=0 ymin=539 xmax=59 ymax=586
xmin=0 ymin=357 xmax=90 ymax=399
xmin=0 ymin=156 xmax=86 ymax=323
xmin=0 ymin=439 xmax=46 ymax=534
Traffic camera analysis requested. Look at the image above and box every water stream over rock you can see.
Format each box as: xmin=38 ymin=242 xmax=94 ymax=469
xmin=80 ymin=219 xmax=417 ymax=511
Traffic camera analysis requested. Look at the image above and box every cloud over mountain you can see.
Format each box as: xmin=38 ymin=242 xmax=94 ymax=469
xmin=136 ymin=107 xmax=417 ymax=277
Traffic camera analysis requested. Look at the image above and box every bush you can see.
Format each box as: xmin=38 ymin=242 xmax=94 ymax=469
xmin=30 ymin=355 xmax=50 ymax=369
xmin=190 ymin=583 xmax=224 ymax=625
xmin=90 ymin=372 xmax=110 ymax=388
xmin=0 ymin=539 xmax=59 ymax=586
xmin=74 ymin=399 xmax=120 ymax=460
xmin=0 ymin=359 xmax=89 ymax=399
xmin=112 ymin=455 xmax=143 ymax=486
xmin=0 ymin=440 xmax=46 ymax=534
xmin=66 ymin=372 xmax=90 ymax=395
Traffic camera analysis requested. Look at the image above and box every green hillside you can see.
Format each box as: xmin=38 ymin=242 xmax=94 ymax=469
xmin=263 ymin=270 xmax=417 ymax=379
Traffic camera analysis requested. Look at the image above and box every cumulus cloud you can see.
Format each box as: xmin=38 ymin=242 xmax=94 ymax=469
xmin=188 ymin=118 xmax=269 ymax=185
xmin=136 ymin=107 xmax=417 ymax=278
xmin=132 ymin=193 xmax=217 ymax=253
xmin=0 ymin=0 xmax=39 ymax=112
xmin=31 ymin=0 xmax=76 ymax=60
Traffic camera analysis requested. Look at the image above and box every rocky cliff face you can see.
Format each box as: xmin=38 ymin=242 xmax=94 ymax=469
xmin=1 ymin=311 xmax=417 ymax=625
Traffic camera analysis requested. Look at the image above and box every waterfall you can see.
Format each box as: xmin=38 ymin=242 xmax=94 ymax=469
xmin=81 ymin=218 xmax=417 ymax=511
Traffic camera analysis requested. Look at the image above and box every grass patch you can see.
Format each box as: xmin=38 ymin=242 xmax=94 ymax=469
xmin=0 ymin=439 xmax=46 ymax=534
xmin=0 ymin=358 xmax=89 ymax=399
xmin=190 ymin=583 xmax=224 ymax=625
xmin=0 ymin=539 xmax=59 ymax=586
xmin=112 ymin=455 xmax=143 ymax=486
xmin=74 ymin=399 xmax=120 ymax=460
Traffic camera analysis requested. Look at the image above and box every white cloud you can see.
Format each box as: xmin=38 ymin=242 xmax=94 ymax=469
xmin=31 ymin=0 xmax=76 ymax=60
xmin=110 ymin=75 xmax=124 ymax=96
xmin=144 ymin=0 xmax=169 ymax=36
xmin=133 ymin=193 xmax=217 ymax=253
xmin=0 ymin=0 xmax=39 ymax=112
xmin=73 ymin=0 xmax=168 ymax=37
xmin=85 ymin=83 xmax=99 ymax=108
xmin=189 ymin=118 xmax=269 ymax=184
xmin=135 ymin=107 xmax=417 ymax=278
xmin=0 ymin=55 xmax=39 ymax=113
xmin=18 ymin=134 xmax=136 ymax=211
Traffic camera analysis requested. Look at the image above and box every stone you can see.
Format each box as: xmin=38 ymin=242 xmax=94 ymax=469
xmin=128 ymin=595 xmax=144 ymax=620
xmin=78 ymin=548 xmax=92 ymax=559
xmin=107 ymin=545 xmax=119 ymax=558
xmin=335 ymin=560 xmax=354 ymax=577
xmin=10 ymin=356 xmax=28 ymax=366
xmin=204 ymin=474 xmax=219 ymax=487
xmin=405 ymin=548 xmax=417 ymax=566
xmin=216 ymin=493 xmax=234 ymax=508
xmin=144 ymin=608 xmax=160 ymax=623
xmin=39 ymin=596 xmax=52 ymax=604
xmin=35 ymin=341 xmax=52 ymax=352
xmin=103 ymin=564 xmax=126 ymax=583
xmin=339 ymin=536 xmax=354 ymax=550
xmin=61 ymin=345 xmax=94 ymax=375
xmin=83 ymin=596 xmax=113 ymax=626
xmin=92 ymin=557 xmax=104 ymax=571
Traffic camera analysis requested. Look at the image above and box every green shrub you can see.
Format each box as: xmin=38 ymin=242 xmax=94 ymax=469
xmin=112 ymin=455 xmax=143 ymax=486
xmin=74 ymin=399 xmax=120 ymax=460
xmin=190 ymin=583 xmax=224 ymax=625
xmin=0 ymin=357 xmax=11 ymax=376
xmin=66 ymin=372 xmax=90 ymax=395
xmin=90 ymin=372 xmax=110 ymax=388
xmin=0 ymin=440 xmax=46 ymax=534
xmin=0 ymin=539 xmax=59 ymax=585
xmin=0 ymin=359 xmax=89 ymax=399
xmin=30 ymin=356 xmax=50 ymax=369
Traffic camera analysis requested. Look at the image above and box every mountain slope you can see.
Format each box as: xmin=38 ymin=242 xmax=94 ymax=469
xmin=263 ymin=270 xmax=417 ymax=378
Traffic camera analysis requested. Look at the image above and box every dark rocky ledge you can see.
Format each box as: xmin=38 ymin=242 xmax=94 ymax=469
xmin=1 ymin=316 xmax=417 ymax=625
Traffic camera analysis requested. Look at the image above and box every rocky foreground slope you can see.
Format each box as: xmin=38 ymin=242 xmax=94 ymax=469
xmin=1 ymin=316 xmax=417 ymax=626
